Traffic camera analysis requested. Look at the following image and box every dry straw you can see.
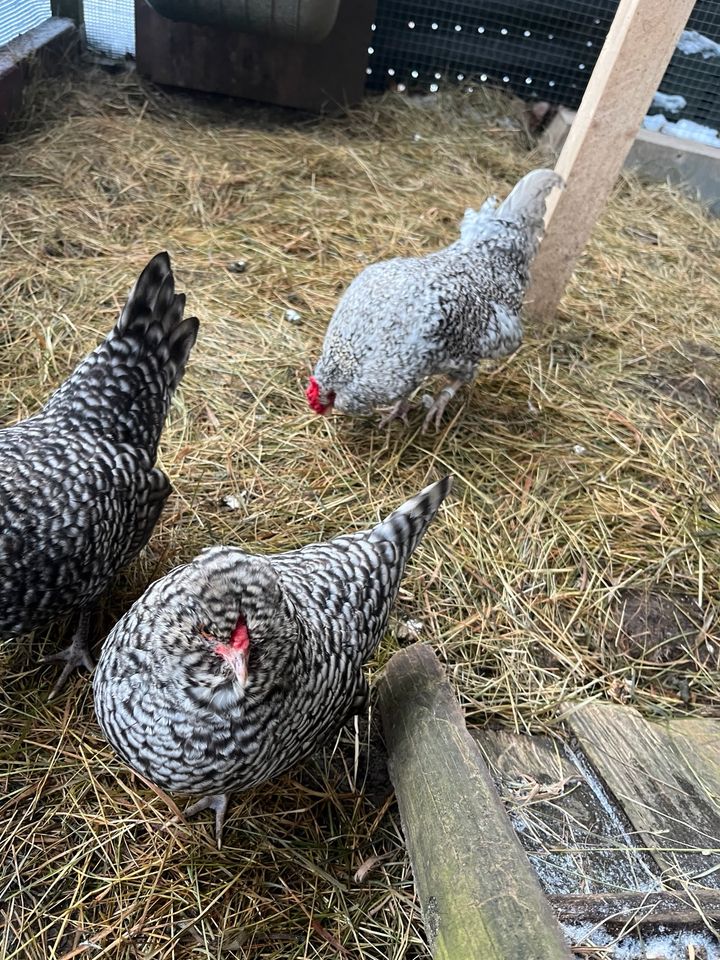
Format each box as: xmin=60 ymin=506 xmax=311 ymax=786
xmin=0 ymin=66 xmax=718 ymax=958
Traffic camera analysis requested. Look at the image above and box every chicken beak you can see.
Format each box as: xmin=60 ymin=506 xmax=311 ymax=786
xmin=235 ymin=651 xmax=248 ymax=687
xmin=213 ymin=641 xmax=249 ymax=688
xmin=225 ymin=647 xmax=248 ymax=688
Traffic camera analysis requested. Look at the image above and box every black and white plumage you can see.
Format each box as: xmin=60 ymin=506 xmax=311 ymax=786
xmin=306 ymin=169 xmax=563 ymax=430
xmin=93 ymin=476 xmax=451 ymax=842
xmin=0 ymin=253 xmax=198 ymax=695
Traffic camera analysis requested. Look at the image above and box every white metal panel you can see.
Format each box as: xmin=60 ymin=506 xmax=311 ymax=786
xmin=84 ymin=0 xmax=135 ymax=56
xmin=0 ymin=0 xmax=51 ymax=47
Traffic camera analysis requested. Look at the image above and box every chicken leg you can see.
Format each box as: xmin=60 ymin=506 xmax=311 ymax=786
xmin=44 ymin=608 xmax=95 ymax=699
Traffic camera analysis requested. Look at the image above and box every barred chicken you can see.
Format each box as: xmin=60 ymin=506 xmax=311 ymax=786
xmin=93 ymin=476 xmax=451 ymax=843
xmin=0 ymin=253 xmax=198 ymax=696
xmin=306 ymin=169 xmax=563 ymax=430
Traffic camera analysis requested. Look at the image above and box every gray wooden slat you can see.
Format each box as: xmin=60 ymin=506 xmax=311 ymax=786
xmin=550 ymin=889 xmax=720 ymax=926
xmin=566 ymin=703 xmax=720 ymax=888
xmin=475 ymin=727 xmax=660 ymax=895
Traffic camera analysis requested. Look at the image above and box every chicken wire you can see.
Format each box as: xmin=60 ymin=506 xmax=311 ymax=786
xmin=84 ymin=0 xmax=134 ymax=57
xmin=0 ymin=0 xmax=51 ymax=47
xmin=368 ymin=0 xmax=720 ymax=136
xmin=368 ymin=1 xmax=617 ymax=108
xmin=651 ymin=0 xmax=720 ymax=145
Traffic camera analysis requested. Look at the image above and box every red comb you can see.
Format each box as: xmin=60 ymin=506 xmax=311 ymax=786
xmin=230 ymin=614 xmax=249 ymax=653
xmin=306 ymin=376 xmax=329 ymax=414
xmin=306 ymin=376 xmax=320 ymax=407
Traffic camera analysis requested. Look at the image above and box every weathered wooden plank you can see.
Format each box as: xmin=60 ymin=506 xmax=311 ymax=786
xmin=146 ymin=0 xmax=341 ymax=44
xmin=549 ymin=889 xmax=720 ymax=926
xmin=475 ymin=728 xmax=660 ymax=895
xmin=566 ymin=703 xmax=720 ymax=887
xmin=134 ymin=0 xmax=375 ymax=113
xmin=0 ymin=18 xmax=79 ymax=132
xmin=377 ymin=644 xmax=571 ymax=960
xmin=526 ymin=0 xmax=696 ymax=320
xmin=667 ymin=717 xmax=720 ymax=802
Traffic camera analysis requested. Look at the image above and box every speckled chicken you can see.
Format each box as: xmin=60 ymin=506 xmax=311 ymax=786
xmin=0 ymin=253 xmax=198 ymax=696
xmin=306 ymin=169 xmax=563 ymax=430
xmin=93 ymin=476 xmax=451 ymax=843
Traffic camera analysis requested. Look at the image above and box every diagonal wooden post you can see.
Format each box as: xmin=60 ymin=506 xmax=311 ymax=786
xmin=526 ymin=0 xmax=696 ymax=321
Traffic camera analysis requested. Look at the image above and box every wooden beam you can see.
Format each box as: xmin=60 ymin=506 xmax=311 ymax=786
xmin=549 ymin=890 xmax=720 ymax=926
xmin=376 ymin=643 xmax=571 ymax=960
xmin=566 ymin=703 xmax=720 ymax=887
xmin=0 ymin=18 xmax=80 ymax=133
xmin=526 ymin=0 xmax=697 ymax=320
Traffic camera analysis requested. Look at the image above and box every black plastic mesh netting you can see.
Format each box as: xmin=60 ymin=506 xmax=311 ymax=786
xmin=367 ymin=0 xmax=720 ymax=132
xmin=367 ymin=1 xmax=617 ymax=107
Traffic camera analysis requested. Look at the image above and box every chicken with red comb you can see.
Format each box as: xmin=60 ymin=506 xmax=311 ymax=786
xmin=94 ymin=476 xmax=452 ymax=845
xmin=307 ymin=169 xmax=563 ymax=431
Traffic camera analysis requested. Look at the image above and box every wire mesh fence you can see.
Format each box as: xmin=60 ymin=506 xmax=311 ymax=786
xmin=83 ymin=0 xmax=134 ymax=57
xmin=368 ymin=0 xmax=720 ymax=135
xmin=367 ymin=1 xmax=617 ymax=109
xmin=656 ymin=1 xmax=720 ymax=136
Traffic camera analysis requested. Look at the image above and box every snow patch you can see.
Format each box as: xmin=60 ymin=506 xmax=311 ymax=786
xmin=221 ymin=493 xmax=247 ymax=511
xmin=563 ymin=921 xmax=720 ymax=959
xmin=642 ymin=113 xmax=720 ymax=149
xmin=651 ymin=92 xmax=687 ymax=115
xmin=396 ymin=618 xmax=424 ymax=640
xmin=677 ymin=29 xmax=720 ymax=59
xmin=563 ymin=743 xmax=660 ymax=892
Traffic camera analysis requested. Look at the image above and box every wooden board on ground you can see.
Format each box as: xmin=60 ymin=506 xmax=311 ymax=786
xmin=667 ymin=716 xmax=720 ymax=803
xmin=377 ymin=643 xmax=571 ymax=960
xmin=566 ymin=703 xmax=720 ymax=888
xmin=474 ymin=727 xmax=660 ymax=895
xmin=549 ymin=889 xmax=720 ymax=927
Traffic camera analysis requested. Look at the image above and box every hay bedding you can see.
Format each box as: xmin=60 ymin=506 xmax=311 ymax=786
xmin=0 ymin=66 xmax=718 ymax=958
